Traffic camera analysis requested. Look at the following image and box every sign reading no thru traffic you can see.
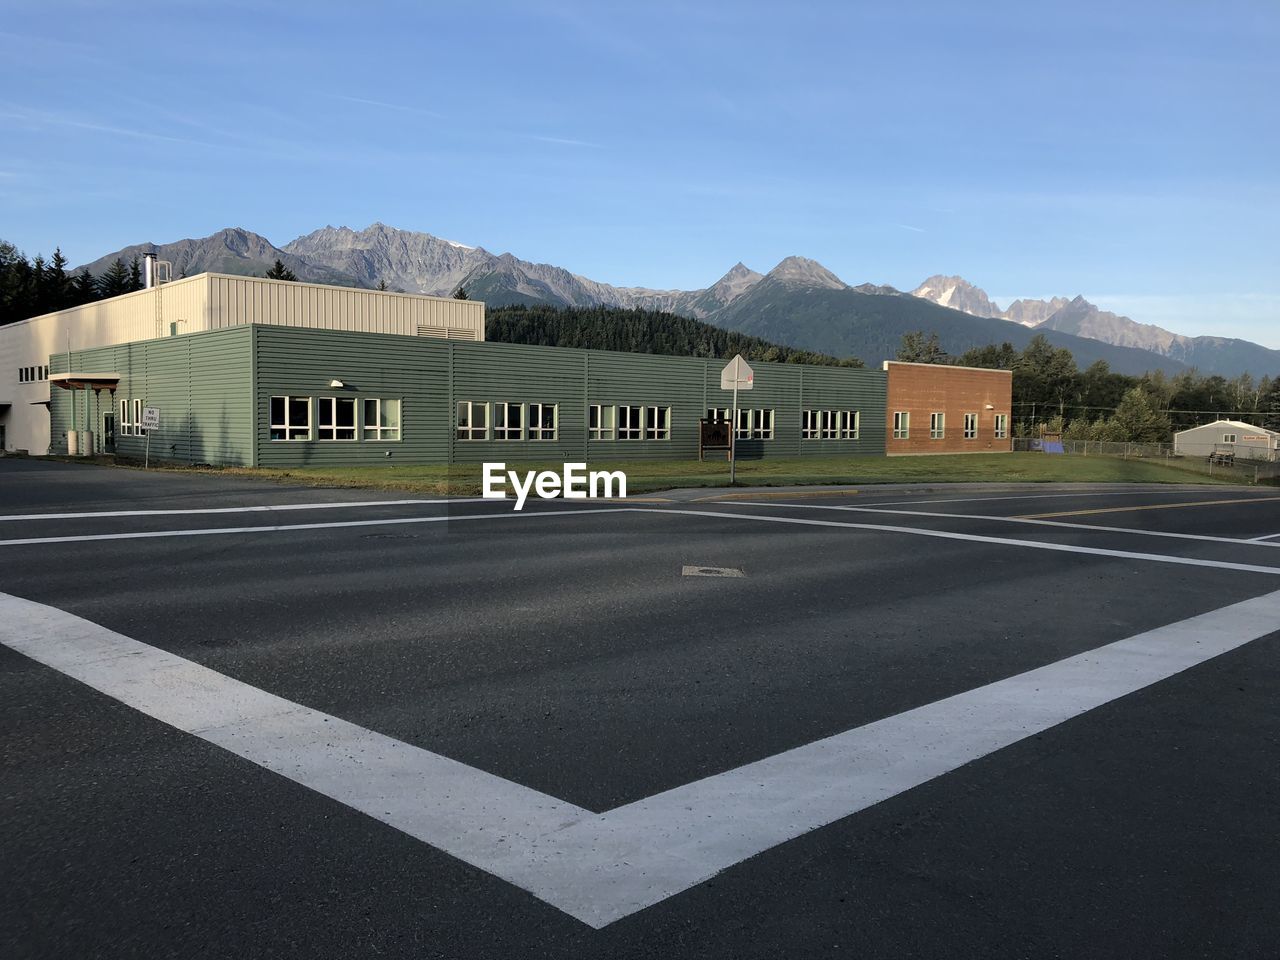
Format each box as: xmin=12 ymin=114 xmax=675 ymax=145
xmin=141 ymin=407 xmax=161 ymax=430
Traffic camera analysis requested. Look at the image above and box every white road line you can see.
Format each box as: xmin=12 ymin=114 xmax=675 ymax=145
xmin=861 ymin=489 xmax=1261 ymax=507
xmin=645 ymin=508 xmax=1280 ymax=577
xmin=1249 ymin=533 xmax=1280 ymax=542
xmin=724 ymin=501 xmax=1280 ymax=549
xmin=0 ymin=506 xmax=617 ymax=547
xmin=0 ymin=499 xmax=484 ymax=522
xmin=5 ymin=588 xmax=1280 ymax=928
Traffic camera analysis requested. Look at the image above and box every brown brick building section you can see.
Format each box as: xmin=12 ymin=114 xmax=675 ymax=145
xmin=883 ymin=361 xmax=1013 ymax=455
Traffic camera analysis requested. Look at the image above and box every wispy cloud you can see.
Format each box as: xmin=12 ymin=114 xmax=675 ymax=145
xmin=0 ymin=105 xmax=219 ymax=149
xmin=529 ymin=134 xmax=603 ymax=149
xmin=895 ymin=223 xmax=926 ymax=233
xmin=335 ymin=94 xmax=445 ymax=120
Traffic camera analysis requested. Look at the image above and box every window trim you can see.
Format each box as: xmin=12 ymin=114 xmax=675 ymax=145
xmin=929 ymin=412 xmax=945 ymax=440
xmin=893 ymin=411 xmax=910 ymax=440
xmin=1223 ymin=433 xmax=1237 ymax=443
xmin=993 ymin=413 xmax=1008 ymax=440
xmin=528 ymin=402 xmax=558 ymax=441
xmin=645 ymin=405 xmax=671 ymax=441
xmin=456 ymin=400 xmax=489 ymax=441
xmin=617 ymin=405 xmax=643 ymax=441
xmin=119 ymin=398 xmax=134 ymax=437
xmin=316 ymin=396 xmax=358 ymax=442
xmin=801 ymin=409 xmax=818 ymax=440
xmin=963 ymin=412 xmax=978 ymax=440
xmin=589 ymin=404 xmax=615 ymax=441
xmin=492 ymin=401 xmax=524 ymax=441
xmin=840 ymin=410 xmax=860 ymax=440
xmin=270 ymin=395 xmax=312 ymax=442
xmin=362 ymin=397 xmax=401 ymax=442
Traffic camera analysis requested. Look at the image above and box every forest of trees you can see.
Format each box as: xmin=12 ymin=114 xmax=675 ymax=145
xmin=897 ymin=331 xmax=1280 ymax=440
xmin=0 ymin=240 xmax=147 ymax=325
xmin=487 ymin=304 xmax=865 ymax=368
xmin=0 ymin=241 xmax=303 ymax=327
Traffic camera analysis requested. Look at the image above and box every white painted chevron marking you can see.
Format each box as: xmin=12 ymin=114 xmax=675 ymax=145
xmin=4 ymin=588 xmax=1279 ymax=927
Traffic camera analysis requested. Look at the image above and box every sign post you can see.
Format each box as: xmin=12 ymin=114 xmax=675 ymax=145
xmin=720 ymin=355 xmax=754 ymax=485
xmin=141 ymin=406 xmax=160 ymax=468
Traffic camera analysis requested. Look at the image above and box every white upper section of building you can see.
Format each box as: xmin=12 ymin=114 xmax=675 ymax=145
xmin=0 ymin=273 xmax=485 ymax=453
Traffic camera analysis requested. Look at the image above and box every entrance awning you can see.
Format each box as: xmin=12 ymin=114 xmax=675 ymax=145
xmin=50 ymin=372 xmax=121 ymax=391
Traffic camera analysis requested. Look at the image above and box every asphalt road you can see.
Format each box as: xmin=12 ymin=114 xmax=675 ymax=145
xmin=2 ymin=457 xmax=1279 ymax=959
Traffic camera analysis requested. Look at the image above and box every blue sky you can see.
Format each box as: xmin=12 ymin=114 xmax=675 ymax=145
xmin=2 ymin=1 xmax=1277 ymax=344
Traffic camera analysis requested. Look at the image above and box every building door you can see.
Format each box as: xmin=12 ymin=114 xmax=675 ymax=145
xmin=103 ymin=412 xmax=117 ymax=454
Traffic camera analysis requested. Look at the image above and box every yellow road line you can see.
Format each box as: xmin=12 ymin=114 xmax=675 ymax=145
xmin=1019 ymin=496 xmax=1280 ymax=519
xmin=695 ymin=488 xmax=860 ymax=503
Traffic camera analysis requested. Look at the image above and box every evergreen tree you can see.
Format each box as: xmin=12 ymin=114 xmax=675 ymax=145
xmin=265 ymin=258 xmax=298 ymax=281
xmin=97 ymin=258 xmax=132 ymax=298
xmin=1261 ymin=379 xmax=1280 ymax=430
xmin=47 ymin=247 xmax=71 ymax=311
xmin=1110 ymin=387 xmax=1173 ymax=442
xmin=896 ymin=330 xmax=946 ymax=363
xmin=72 ymin=269 xmax=99 ymax=304
xmin=30 ymin=254 xmax=47 ymax=315
xmin=453 ymin=285 xmax=469 ymax=300
xmin=956 ymin=342 xmax=1017 ymax=369
xmin=128 ymin=255 xmax=143 ymax=291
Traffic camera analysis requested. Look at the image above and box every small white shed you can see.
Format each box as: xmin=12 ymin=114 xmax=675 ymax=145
xmin=1173 ymin=419 xmax=1280 ymax=461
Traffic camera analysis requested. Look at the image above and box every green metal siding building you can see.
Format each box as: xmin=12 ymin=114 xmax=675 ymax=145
xmin=49 ymin=324 xmax=887 ymax=466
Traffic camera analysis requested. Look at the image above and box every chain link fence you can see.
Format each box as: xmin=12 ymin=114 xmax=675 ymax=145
xmin=1012 ymin=438 xmax=1280 ymax=484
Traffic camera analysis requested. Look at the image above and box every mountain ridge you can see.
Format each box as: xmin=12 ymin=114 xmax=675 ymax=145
xmin=74 ymin=223 xmax=1278 ymax=377
xmin=910 ymin=274 xmax=1280 ymax=377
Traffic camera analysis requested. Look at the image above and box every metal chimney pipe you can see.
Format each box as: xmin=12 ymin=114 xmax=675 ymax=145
xmin=143 ymin=252 xmax=157 ymax=289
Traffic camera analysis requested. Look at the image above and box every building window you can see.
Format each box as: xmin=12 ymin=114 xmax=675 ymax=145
xmin=963 ymin=413 xmax=977 ymax=440
xmin=893 ymin=411 xmax=910 ymax=440
xmin=994 ymin=413 xmax=1008 ymax=439
xmin=618 ymin=405 xmax=643 ymax=440
xmin=528 ymin=403 xmax=557 ymax=441
xmin=270 ymin=396 xmax=311 ymax=441
xmin=1223 ymin=433 xmax=1237 ymax=443
xmin=802 ymin=410 xmax=818 ymax=440
xmin=119 ymin=399 xmax=135 ymax=437
xmin=317 ymin=397 xmax=356 ymax=440
xmin=840 ymin=410 xmax=860 ymax=439
xmin=645 ymin=406 xmax=670 ymax=440
xmin=929 ymin=412 xmax=945 ymax=440
xmin=589 ymin=404 xmax=615 ymax=441
xmin=706 ymin=407 xmax=730 ymax=423
xmin=363 ymin=398 xmax=401 ymax=441
xmin=493 ymin=402 xmax=523 ymax=440
xmin=456 ymin=401 xmax=488 ymax=441
xmin=818 ymin=410 xmax=837 ymax=440
xmin=133 ymin=399 xmax=146 ymax=437
xmin=734 ymin=408 xmax=773 ymax=440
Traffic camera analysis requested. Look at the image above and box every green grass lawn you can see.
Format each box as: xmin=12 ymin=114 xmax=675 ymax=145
xmin=188 ymin=452 xmax=1247 ymax=496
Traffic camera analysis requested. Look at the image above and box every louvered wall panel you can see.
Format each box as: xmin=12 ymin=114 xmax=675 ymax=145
xmin=47 ymin=326 xmax=254 ymax=464
xmin=252 ymin=326 xmax=451 ymax=467
xmin=207 ymin=275 xmax=484 ymax=341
